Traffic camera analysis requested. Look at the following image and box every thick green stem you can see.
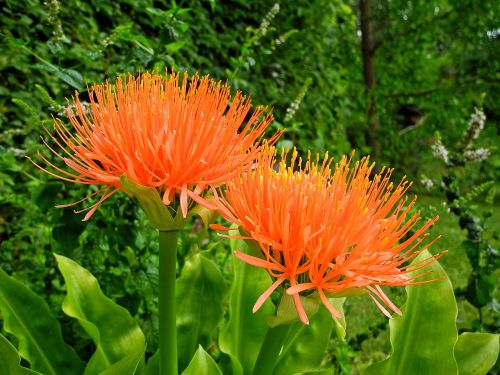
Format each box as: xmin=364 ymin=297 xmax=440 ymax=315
xmin=159 ymin=230 xmax=179 ymax=375
xmin=252 ymin=324 xmax=291 ymax=375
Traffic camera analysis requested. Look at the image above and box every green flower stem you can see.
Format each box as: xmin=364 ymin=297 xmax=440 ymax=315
xmin=252 ymin=324 xmax=291 ymax=375
xmin=159 ymin=230 xmax=179 ymax=375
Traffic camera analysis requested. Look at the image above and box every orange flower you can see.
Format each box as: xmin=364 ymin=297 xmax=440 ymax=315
xmin=213 ymin=147 xmax=442 ymax=324
xmin=32 ymin=71 xmax=275 ymax=220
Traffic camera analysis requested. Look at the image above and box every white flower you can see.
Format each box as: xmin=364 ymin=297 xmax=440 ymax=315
xmin=257 ymin=4 xmax=280 ymax=38
xmin=464 ymin=148 xmax=490 ymax=162
xmin=420 ymin=177 xmax=434 ymax=190
xmin=431 ymin=140 xmax=449 ymax=163
xmin=464 ymin=107 xmax=487 ymax=142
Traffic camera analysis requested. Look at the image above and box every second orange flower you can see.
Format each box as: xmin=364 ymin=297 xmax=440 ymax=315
xmin=213 ymin=147 xmax=442 ymax=324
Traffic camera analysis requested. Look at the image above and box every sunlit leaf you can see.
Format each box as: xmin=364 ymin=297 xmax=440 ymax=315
xmin=166 ymin=40 xmax=187 ymax=54
xmin=362 ymin=250 xmax=459 ymax=375
xmin=0 ymin=333 xmax=42 ymax=375
xmin=55 ymin=254 xmax=146 ymax=375
xmin=181 ymin=346 xmax=223 ymax=375
xmin=455 ymin=332 xmax=499 ymax=375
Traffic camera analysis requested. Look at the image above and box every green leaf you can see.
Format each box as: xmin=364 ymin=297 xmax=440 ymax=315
xmin=0 ymin=267 xmax=84 ymax=375
xmin=141 ymin=351 xmax=159 ymax=375
xmin=219 ymin=352 xmax=244 ymax=375
xmin=219 ymin=230 xmax=275 ymax=374
xmin=362 ymin=250 xmax=459 ymax=375
xmin=273 ymin=304 xmax=334 ymax=375
xmin=0 ymin=334 xmax=42 ymax=375
xmin=55 ymin=254 xmax=146 ymax=375
xmin=455 ymin=333 xmax=499 ymax=375
xmin=166 ymin=40 xmax=187 ymax=54
xmin=177 ymin=252 xmax=228 ymax=371
xmin=33 ymin=63 xmax=83 ymax=90
xmin=181 ymin=346 xmax=223 ymax=375
xmin=56 ymin=68 xmax=83 ymax=91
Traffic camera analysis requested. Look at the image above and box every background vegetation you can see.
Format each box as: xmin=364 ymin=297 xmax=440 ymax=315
xmin=0 ymin=0 xmax=498 ymax=373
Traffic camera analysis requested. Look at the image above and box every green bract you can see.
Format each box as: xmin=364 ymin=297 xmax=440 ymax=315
xmin=120 ymin=175 xmax=187 ymax=231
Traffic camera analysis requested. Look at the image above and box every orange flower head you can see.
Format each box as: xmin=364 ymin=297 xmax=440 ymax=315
xmin=213 ymin=147 xmax=442 ymax=324
xmin=32 ymin=71 xmax=276 ymax=220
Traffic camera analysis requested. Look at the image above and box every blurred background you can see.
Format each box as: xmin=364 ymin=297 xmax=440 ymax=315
xmin=0 ymin=0 xmax=498 ymax=373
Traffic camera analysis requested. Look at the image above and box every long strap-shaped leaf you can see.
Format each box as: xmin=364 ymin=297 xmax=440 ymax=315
xmin=177 ymin=253 xmax=228 ymax=372
xmin=0 ymin=267 xmax=84 ymax=375
xmin=362 ymin=250 xmax=459 ymax=375
xmin=219 ymin=231 xmax=275 ymax=374
xmin=0 ymin=333 xmax=42 ymax=375
xmin=273 ymin=302 xmax=334 ymax=375
xmin=55 ymin=254 xmax=146 ymax=375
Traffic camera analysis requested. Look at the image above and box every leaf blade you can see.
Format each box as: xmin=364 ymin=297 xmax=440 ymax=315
xmin=273 ymin=304 xmax=334 ymax=375
xmin=0 ymin=267 xmax=84 ymax=375
xmin=141 ymin=351 xmax=159 ymax=375
xmin=55 ymin=254 xmax=146 ymax=375
xmin=455 ymin=332 xmax=499 ymax=375
xmin=362 ymin=250 xmax=459 ymax=375
xmin=219 ymin=230 xmax=275 ymax=374
xmin=0 ymin=333 xmax=42 ymax=375
xmin=181 ymin=346 xmax=223 ymax=375
xmin=176 ymin=252 xmax=228 ymax=371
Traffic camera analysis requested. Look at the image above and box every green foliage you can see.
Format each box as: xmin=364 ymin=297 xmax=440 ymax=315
xmin=141 ymin=350 xmax=159 ymax=375
xmin=455 ymin=333 xmax=500 ymax=375
xmin=427 ymin=106 xmax=499 ymax=329
xmin=0 ymin=333 xmax=42 ymax=375
xmin=362 ymin=250 xmax=459 ymax=375
xmin=362 ymin=251 xmax=499 ymax=375
xmin=218 ymin=231 xmax=275 ymax=374
xmin=370 ymin=1 xmax=499 ymax=173
xmin=273 ymin=306 xmax=334 ymax=374
xmin=451 ymin=181 xmax=495 ymax=209
xmin=176 ymin=252 xmax=228 ymax=371
xmin=0 ymin=266 xmax=84 ymax=375
xmin=331 ymin=299 xmax=347 ymax=341
xmin=55 ymin=254 xmax=146 ymax=375
xmin=0 ymin=0 xmax=499 ymax=373
xmin=181 ymin=346 xmax=223 ymax=375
